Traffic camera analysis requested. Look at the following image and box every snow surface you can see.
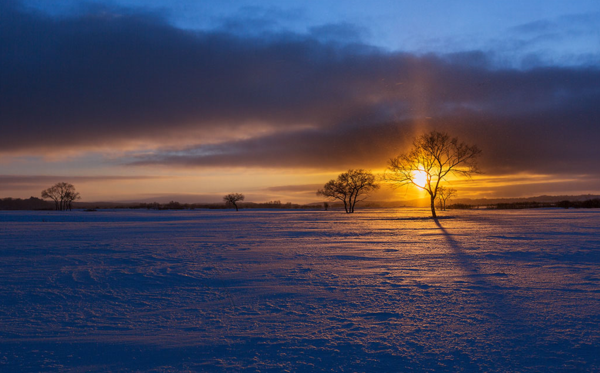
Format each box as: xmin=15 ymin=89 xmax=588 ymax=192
xmin=0 ymin=208 xmax=599 ymax=372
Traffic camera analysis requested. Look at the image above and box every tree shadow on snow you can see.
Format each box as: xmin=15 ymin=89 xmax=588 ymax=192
xmin=431 ymin=217 xmax=572 ymax=369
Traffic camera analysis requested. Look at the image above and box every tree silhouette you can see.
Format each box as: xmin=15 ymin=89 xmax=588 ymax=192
xmin=41 ymin=185 xmax=61 ymax=210
xmin=64 ymin=190 xmax=81 ymax=211
xmin=436 ymin=186 xmax=457 ymax=211
xmin=317 ymin=169 xmax=379 ymax=213
xmin=41 ymin=182 xmax=80 ymax=211
xmin=223 ymin=193 xmax=245 ymax=211
xmin=385 ymin=131 xmax=481 ymax=218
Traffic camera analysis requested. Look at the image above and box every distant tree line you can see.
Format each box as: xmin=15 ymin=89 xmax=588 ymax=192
xmin=0 ymin=197 xmax=53 ymax=210
xmin=556 ymin=199 xmax=600 ymax=209
xmin=447 ymin=199 xmax=600 ymax=210
xmin=125 ymin=201 xmax=326 ymax=210
xmin=493 ymin=202 xmax=556 ymax=209
xmin=4 ymin=197 xmax=598 ymax=212
xmin=446 ymin=203 xmax=476 ymax=210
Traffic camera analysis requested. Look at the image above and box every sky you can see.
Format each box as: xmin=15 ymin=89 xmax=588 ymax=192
xmin=1 ymin=0 xmax=599 ymax=203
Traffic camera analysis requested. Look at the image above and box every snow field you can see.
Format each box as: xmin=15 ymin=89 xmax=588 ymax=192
xmin=0 ymin=209 xmax=599 ymax=371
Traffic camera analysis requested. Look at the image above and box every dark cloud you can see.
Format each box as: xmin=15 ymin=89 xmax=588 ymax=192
xmin=130 ymin=105 xmax=600 ymax=176
xmin=454 ymin=175 xmax=600 ymax=198
xmin=2 ymin=0 xmax=600 ymax=179
xmin=129 ymin=121 xmax=415 ymax=170
xmin=0 ymin=175 xmax=161 ymax=198
xmin=0 ymin=175 xmax=160 ymax=190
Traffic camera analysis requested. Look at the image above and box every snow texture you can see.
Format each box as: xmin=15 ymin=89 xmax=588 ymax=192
xmin=1 ymin=209 xmax=599 ymax=372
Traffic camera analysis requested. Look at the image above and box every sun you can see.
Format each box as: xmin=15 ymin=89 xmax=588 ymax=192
xmin=413 ymin=169 xmax=428 ymax=188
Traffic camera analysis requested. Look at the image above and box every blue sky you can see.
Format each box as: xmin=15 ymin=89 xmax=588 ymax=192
xmin=22 ymin=0 xmax=600 ymax=67
xmin=2 ymin=0 xmax=600 ymax=202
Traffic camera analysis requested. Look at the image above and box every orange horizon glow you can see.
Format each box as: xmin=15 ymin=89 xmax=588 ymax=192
xmin=1 ymin=168 xmax=598 ymax=204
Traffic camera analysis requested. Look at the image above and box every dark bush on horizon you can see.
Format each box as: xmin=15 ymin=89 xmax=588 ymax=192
xmin=494 ymin=202 xmax=554 ymax=209
xmin=447 ymin=204 xmax=475 ymax=210
xmin=126 ymin=201 xmax=325 ymax=210
xmin=0 ymin=197 xmax=53 ymax=210
xmin=557 ymin=199 xmax=600 ymax=209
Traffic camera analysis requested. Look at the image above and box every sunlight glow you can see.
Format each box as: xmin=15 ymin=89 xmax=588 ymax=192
xmin=413 ymin=169 xmax=428 ymax=188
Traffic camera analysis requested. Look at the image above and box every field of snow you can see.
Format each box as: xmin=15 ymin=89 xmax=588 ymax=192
xmin=1 ymin=208 xmax=599 ymax=372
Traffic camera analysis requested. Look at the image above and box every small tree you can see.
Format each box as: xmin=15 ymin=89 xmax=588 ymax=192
xmin=317 ymin=169 xmax=379 ymax=213
xmin=223 ymin=193 xmax=245 ymax=211
xmin=436 ymin=186 xmax=457 ymax=211
xmin=41 ymin=185 xmax=61 ymax=210
xmin=64 ymin=190 xmax=81 ymax=211
xmin=41 ymin=182 xmax=80 ymax=211
xmin=385 ymin=131 xmax=481 ymax=218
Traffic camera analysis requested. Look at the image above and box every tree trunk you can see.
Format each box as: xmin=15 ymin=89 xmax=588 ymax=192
xmin=430 ymin=194 xmax=437 ymax=219
xmin=234 ymin=203 xmax=238 ymax=211
xmin=351 ymin=192 xmax=359 ymax=213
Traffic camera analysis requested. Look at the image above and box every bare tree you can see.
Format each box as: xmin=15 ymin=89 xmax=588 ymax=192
xmin=436 ymin=186 xmax=457 ymax=211
xmin=385 ymin=131 xmax=481 ymax=218
xmin=64 ymin=190 xmax=81 ymax=211
xmin=317 ymin=169 xmax=379 ymax=213
xmin=223 ymin=193 xmax=245 ymax=211
xmin=41 ymin=182 xmax=80 ymax=211
xmin=41 ymin=185 xmax=61 ymax=210
xmin=56 ymin=182 xmax=77 ymax=211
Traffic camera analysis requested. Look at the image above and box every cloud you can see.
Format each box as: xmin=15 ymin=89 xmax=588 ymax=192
xmin=511 ymin=12 xmax=600 ymax=36
xmin=453 ymin=174 xmax=600 ymax=198
xmin=1 ymin=0 xmax=600 ymax=180
xmin=503 ymin=12 xmax=600 ymax=68
xmin=216 ymin=5 xmax=306 ymax=35
xmin=308 ymin=22 xmax=367 ymax=43
xmin=1 ymin=1 xmax=397 ymax=152
xmin=262 ymin=183 xmax=326 ymax=200
xmin=0 ymin=175 xmax=161 ymax=191
xmin=265 ymin=184 xmax=325 ymax=193
xmin=129 ymin=103 xmax=600 ymax=176
xmin=128 ymin=121 xmax=415 ymax=170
